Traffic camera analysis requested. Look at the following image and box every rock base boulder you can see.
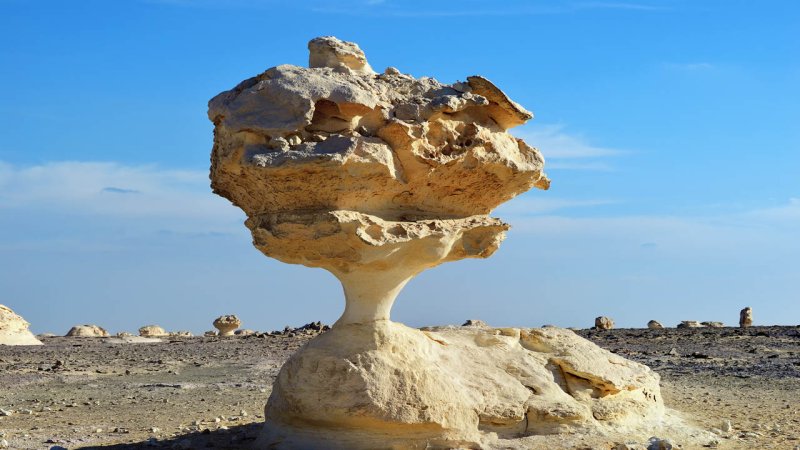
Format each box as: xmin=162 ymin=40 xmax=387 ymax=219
xmin=259 ymin=323 xmax=667 ymax=449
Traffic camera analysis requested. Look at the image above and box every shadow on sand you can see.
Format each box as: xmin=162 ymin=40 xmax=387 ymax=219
xmin=79 ymin=422 xmax=261 ymax=449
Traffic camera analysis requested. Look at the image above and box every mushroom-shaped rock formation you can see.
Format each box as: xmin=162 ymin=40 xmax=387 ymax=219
xmin=138 ymin=325 xmax=168 ymax=337
xmin=213 ymin=315 xmax=241 ymax=336
xmin=66 ymin=324 xmax=110 ymax=337
xmin=208 ymin=37 xmax=706 ymax=449
xmin=0 ymin=305 xmax=42 ymax=346
xmin=647 ymin=320 xmax=664 ymax=329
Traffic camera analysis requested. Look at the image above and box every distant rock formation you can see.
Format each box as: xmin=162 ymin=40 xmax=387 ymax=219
xmin=677 ymin=320 xmax=703 ymax=329
xmin=647 ymin=320 xmax=664 ymax=329
xmin=740 ymin=307 xmax=753 ymax=328
xmin=138 ymin=325 xmax=168 ymax=337
xmin=213 ymin=315 xmax=241 ymax=336
xmin=595 ymin=316 xmax=615 ymax=330
xmin=171 ymin=331 xmax=193 ymax=337
xmin=701 ymin=321 xmax=724 ymax=328
xmin=208 ymin=36 xmax=686 ymax=449
xmin=0 ymin=305 xmax=42 ymax=346
xmin=66 ymin=324 xmax=109 ymax=337
xmin=462 ymin=319 xmax=489 ymax=327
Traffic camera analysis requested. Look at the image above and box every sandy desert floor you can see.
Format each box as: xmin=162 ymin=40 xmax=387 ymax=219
xmin=1 ymin=325 xmax=798 ymax=450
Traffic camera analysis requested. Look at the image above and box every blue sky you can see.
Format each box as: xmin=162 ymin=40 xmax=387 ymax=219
xmin=1 ymin=0 xmax=798 ymax=334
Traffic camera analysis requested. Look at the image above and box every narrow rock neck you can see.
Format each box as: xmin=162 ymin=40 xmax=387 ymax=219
xmin=333 ymin=269 xmax=415 ymax=326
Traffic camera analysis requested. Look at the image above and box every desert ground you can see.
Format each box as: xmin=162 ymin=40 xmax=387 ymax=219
xmin=1 ymin=324 xmax=798 ymax=450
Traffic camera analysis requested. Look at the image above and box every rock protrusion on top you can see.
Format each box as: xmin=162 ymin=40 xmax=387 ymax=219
xmin=0 ymin=304 xmax=43 ymax=346
xmin=308 ymin=36 xmax=375 ymax=74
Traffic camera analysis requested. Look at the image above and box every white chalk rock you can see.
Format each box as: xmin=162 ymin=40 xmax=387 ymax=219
xmin=261 ymin=323 xmax=665 ymax=448
xmin=139 ymin=325 xmax=168 ymax=337
xmin=207 ymin=36 xmax=699 ymax=449
xmin=0 ymin=305 xmax=42 ymax=346
xmin=213 ymin=315 xmax=241 ymax=336
xmin=595 ymin=316 xmax=615 ymax=330
xmin=66 ymin=324 xmax=109 ymax=337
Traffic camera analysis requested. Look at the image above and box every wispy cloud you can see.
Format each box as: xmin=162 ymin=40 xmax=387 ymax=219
xmin=0 ymin=161 xmax=242 ymax=239
xmin=102 ymin=186 xmax=141 ymax=194
xmin=515 ymin=124 xmax=628 ymax=171
xmin=494 ymin=196 xmax=616 ymax=216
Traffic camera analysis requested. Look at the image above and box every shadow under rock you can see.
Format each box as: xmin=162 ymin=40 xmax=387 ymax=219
xmin=79 ymin=423 xmax=261 ymax=450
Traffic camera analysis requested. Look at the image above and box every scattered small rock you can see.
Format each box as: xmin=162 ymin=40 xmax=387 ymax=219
xmin=66 ymin=325 xmax=109 ymax=337
xmin=595 ymin=316 xmax=614 ymax=330
xmin=138 ymin=325 xmax=168 ymax=337
xmin=740 ymin=306 xmax=753 ymax=328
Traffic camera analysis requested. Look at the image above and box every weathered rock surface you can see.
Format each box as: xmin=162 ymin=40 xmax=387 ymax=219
xmin=213 ymin=315 xmax=241 ymax=336
xmin=647 ymin=320 xmax=664 ymax=329
xmin=139 ymin=325 xmax=168 ymax=337
xmin=702 ymin=321 xmax=725 ymax=328
xmin=0 ymin=305 xmax=42 ymax=346
xmin=261 ymin=323 xmax=665 ymax=449
xmin=207 ymin=36 xmax=687 ymax=449
xmin=66 ymin=324 xmax=109 ymax=337
xmin=677 ymin=321 xmax=704 ymax=329
xmin=740 ymin=307 xmax=753 ymax=328
xmin=595 ymin=316 xmax=615 ymax=330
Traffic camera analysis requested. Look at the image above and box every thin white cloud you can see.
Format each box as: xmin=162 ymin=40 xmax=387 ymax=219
xmin=514 ymin=124 xmax=627 ymax=171
xmin=494 ymin=196 xmax=616 ymax=216
xmin=501 ymin=198 xmax=800 ymax=258
xmin=0 ymin=161 xmax=242 ymax=235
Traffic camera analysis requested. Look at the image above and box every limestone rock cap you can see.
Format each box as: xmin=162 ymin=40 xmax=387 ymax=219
xmin=208 ymin=36 xmax=549 ymax=221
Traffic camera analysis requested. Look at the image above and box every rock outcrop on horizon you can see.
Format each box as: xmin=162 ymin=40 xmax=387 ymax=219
xmin=66 ymin=324 xmax=110 ymax=337
xmin=139 ymin=325 xmax=168 ymax=337
xmin=208 ymin=36 xmax=679 ymax=449
xmin=678 ymin=320 xmax=704 ymax=329
xmin=740 ymin=307 xmax=753 ymax=328
xmin=647 ymin=320 xmax=664 ymax=329
xmin=213 ymin=315 xmax=241 ymax=336
xmin=0 ymin=305 xmax=42 ymax=346
xmin=595 ymin=316 xmax=615 ymax=330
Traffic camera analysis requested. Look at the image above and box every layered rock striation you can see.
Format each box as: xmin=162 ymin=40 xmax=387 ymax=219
xmin=208 ymin=36 xmax=678 ymax=449
xmin=0 ymin=305 xmax=42 ymax=346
